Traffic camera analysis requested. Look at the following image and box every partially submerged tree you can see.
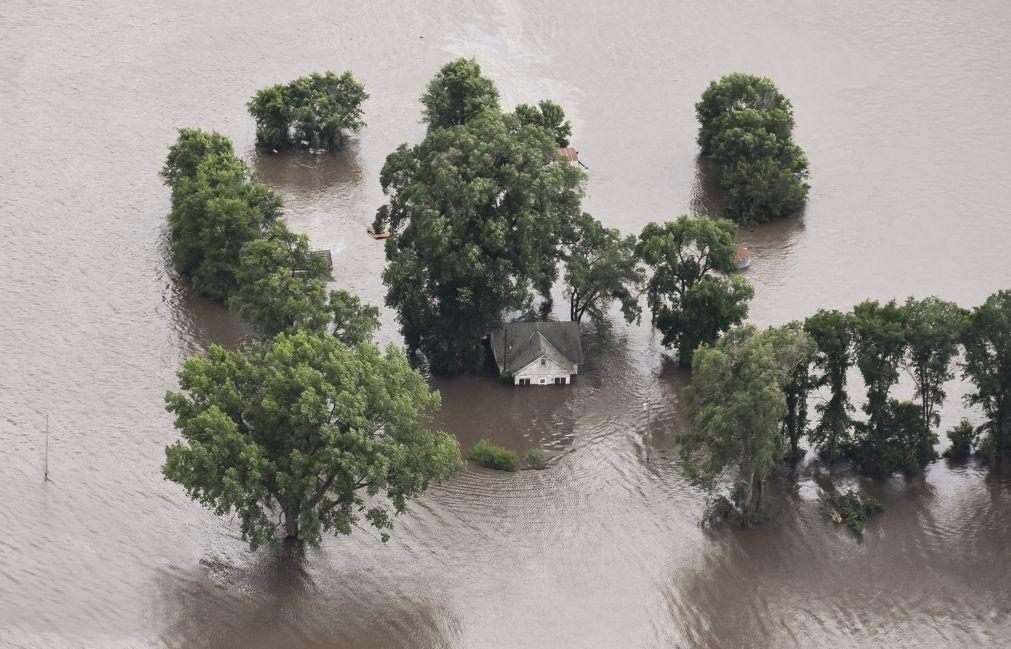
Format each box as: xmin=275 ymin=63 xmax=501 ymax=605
xmin=961 ymin=290 xmax=1011 ymax=459
xmin=636 ymin=216 xmax=752 ymax=364
xmin=762 ymin=322 xmax=817 ymax=460
xmin=420 ymin=58 xmax=500 ymax=131
xmin=161 ymin=129 xmax=282 ymax=301
xmin=804 ymin=309 xmax=854 ymax=460
xmin=248 ymin=70 xmax=368 ymax=151
xmin=682 ymin=326 xmax=788 ymax=525
xmin=851 ymin=299 xmax=908 ymax=447
xmin=902 ymin=296 xmax=966 ymax=449
xmin=163 ymin=330 xmax=463 ymax=549
xmin=696 ymin=73 xmax=808 ymax=223
xmin=515 ymin=100 xmax=572 ymax=148
xmin=376 ymin=109 xmax=585 ymax=372
xmin=563 ymin=213 xmax=642 ymax=327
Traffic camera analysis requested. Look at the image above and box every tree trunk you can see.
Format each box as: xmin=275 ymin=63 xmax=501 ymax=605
xmin=283 ymin=505 xmax=300 ymax=540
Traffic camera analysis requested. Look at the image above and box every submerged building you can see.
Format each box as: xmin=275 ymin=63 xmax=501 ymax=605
xmin=488 ymin=321 xmax=583 ymax=386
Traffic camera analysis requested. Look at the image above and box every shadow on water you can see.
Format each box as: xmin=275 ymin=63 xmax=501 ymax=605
xmin=155 ymin=543 xmax=458 ymax=649
xmin=251 ymin=144 xmax=365 ymax=194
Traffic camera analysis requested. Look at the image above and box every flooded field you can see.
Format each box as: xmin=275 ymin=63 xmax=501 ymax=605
xmin=1 ymin=1 xmax=1010 ymax=647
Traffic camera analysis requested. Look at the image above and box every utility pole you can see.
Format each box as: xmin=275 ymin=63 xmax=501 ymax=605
xmin=44 ymin=413 xmax=50 ymax=482
xmin=643 ymin=397 xmax=651 ymax=464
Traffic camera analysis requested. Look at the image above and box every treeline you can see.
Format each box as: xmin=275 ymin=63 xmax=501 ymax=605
xmin=681 ymin=291 xmax=1011 ymax=526
xmin=160 ymin=127 xmax=377 ymax=341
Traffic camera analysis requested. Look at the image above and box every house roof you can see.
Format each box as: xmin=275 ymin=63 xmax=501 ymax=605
xmin=489 ymin=321 xmax=583 ymax=375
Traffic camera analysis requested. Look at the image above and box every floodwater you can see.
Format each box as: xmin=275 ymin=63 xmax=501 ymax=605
xmin=2 ymin=1 xmax=1010 ymax=647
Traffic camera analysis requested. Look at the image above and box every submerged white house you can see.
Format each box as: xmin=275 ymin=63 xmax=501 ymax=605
xmin=488 ymin=321 xmax=583 ymax=386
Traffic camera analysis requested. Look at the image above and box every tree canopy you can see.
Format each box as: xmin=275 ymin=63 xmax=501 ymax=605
xmin=635 ymin=216 xmax=752 ymax=364
xmin=161 ymin=128 xmax=282 ymax=301
xmin=375 ymin=108 xmax=585 ymax=372
xmin=563 ymin=213 xmax=642 ymax=327
xmin=682 ymin=325 xmax=789 ymax=525
xmin=696 ymin=73 xmax=809 ymax=223
xmin=515 ymin=100 xmax=572 ymax=148
xmin=961 ymin=290 xmax=1011 ymax=458
xmin=804 ymin=309 xmax=855 ymax=460
xmin=248 ymin=70 xmax=368 ymax=151
xmin=163 ymin=330 xmax=463 ymax=550
xmin=420 ymin=58 xmax=500 ymax=131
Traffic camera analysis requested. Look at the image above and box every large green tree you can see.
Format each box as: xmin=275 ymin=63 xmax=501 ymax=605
xmin=961 ymin=290 xmax=1011 ymax=458
xmin=804 ymin=309 xmax=854 ymax=460
xmin=563 ymin=213 xmax=642 ymax=327
xmin=249 ymin=71 xmax=368 ymax=151
xmin=163 ymin=330 xmax=463 ymax=549
xmin=420 ymin=58 xmax=500 ymax=131
xmin=636 ymin=216 xmax=753 ymax=364
xmin=682 ymin=326 xmax=788 ymax=525
xmin=375 ymin=109 xmax=585 ymax=372
xmin=851 ymin=299 xmax=908 ymax=443
xmin=902 ymin=297 xmax=966 ymax=447
xmin=161 ymin=129 xmax=282 ymax=301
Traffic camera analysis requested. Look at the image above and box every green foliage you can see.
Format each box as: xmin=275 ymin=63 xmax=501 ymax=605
xmin=420 ymin=58 xmax=500 ymax=131
xmin=848 ymin=399 xmax=938 ymax=475
xmin=161 ymin=129 xmax=282 ymax=301
xmin=515 ymin=100 xmax=572 ymax=147
xmin=470 ymin=440 xmax=518 ymax=472
xmin=636 ymin=216 xmax=752 ymax=365
xmin=327 ymin=290 xmax=381 ymax=347
xmin=696 ymin=73 xmax=808 ymax=223
xmin=961 ymin=290 xmax=1011 ymax=458
xmin=163 ymin=330 xmax=463 ymax=549
xmin=523 ymin=447 xmax=546 ymax=467
xmin=761 ymin=322 xmax=817 ymax=459
xmin=902 ymin=296 xmax=966 ymax=447
xmin=696 ymin=73 xmax=794 ymax=156
xmin=564 ymin=213 xmax=643 ymax=328
xmin=821 ymin=490 xmax=883 ymax=536
xmin=682 ymin=326 xmax=789 ymax=525
xmin=852 ymin=299 xmax=908 ymax=442
xmin=943 ymin=419 xmax=977 ymax=459
xmin=229 ymin=224 xmax=332 ymax=337
xmin=248 ymin=70 xmax=368 ymax=151
xmin=376 ymin=109 xmax=585 ymax=372
xmin=804 ymin=309 xmax=855 ymax=460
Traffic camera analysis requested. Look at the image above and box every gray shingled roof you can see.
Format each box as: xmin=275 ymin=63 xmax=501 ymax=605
xmin=489 ymin=321 xmax=583 ymax=375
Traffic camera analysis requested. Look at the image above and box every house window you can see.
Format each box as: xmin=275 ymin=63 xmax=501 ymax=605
xmin=541 ymin=358 xmax=546 ymax=366
xmin=518 ymin=378 xmax=531 ymax=386
xmin=539 ymin=378 xmax=546 ymax=384
xmin=554 ymin=377 xmax=566 ymax=385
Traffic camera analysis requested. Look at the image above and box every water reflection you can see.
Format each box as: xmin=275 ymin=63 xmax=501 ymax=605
xmin=251 ymin=144 xmax=365 ymax=193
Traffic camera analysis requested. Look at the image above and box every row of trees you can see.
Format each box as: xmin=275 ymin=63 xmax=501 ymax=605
xmin=161 ymin=128 xmax=463 ymax=549
xmin=248 ymin=70 xmax=368 ymax=152
xmin=696 ymin=73 xmax=810 ymax=223
xmin=681 ymin=291 xmax=1011 ymax=525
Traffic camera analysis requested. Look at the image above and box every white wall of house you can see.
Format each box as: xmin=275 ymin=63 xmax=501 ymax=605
xmin=513 ymin=355 xmax=575 ymax=386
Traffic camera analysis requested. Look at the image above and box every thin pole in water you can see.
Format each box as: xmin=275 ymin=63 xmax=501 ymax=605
xmin=643 ymin=397 xmax=651 ymax=464
xmin=44 ymin=413 xmax=49 ymax=482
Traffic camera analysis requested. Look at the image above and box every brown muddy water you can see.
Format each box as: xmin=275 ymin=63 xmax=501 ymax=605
xmin=2 ymin=1 xmax=1011 ymax=648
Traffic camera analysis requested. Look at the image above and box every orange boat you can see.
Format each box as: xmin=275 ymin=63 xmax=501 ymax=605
xmin=367 ymin=226 xmax=389 ymax=240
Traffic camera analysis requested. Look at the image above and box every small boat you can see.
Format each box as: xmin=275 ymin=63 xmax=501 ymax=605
xmin=735 ymin=246 xmax=751 ymax=270
xmin=367 ymin=226 xmax=390 ymax=240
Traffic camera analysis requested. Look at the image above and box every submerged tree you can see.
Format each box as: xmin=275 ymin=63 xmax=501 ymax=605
xmin=161 ymin=129 xmax=282 ymax=301
xmin=851 ymin=299 xmax=908 ymax=444
xmin=961 ymin=290 xmax=1011 ymax=459
xmin=762 ymin=322 xmax=817 ymax=460
xmin=902 ymin=296 xmax=966 ymax=448
xmin=695 ymin=73 xmax=794 ymax=156
xmin=248 ymin=70 xmax=368 ymax=151
xmin=163 ymin=330 xmax=463 ymax=550
xmin=804 ymin=309 xmax=854 ymax=460
xmin=420 ymin=58 xmax=500 ymax=131
xmin=682 ymin=326 xmax=788 ymax=525
xmin=636 ymin=216 xmax=752 ymax=365
xmin=563 ymin=213 xmax=642 ymax=327
xmin=376 ymin=109 xmax=584 ymax=372
xmin=515 ymin=100 xmax=572 ymax=148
